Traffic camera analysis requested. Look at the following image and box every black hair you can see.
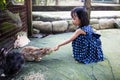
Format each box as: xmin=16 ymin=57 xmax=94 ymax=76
xmin=0 ymin=48 xmax=25 ymax=79
xmin=71 ymin=7 xmax=89 ymax=27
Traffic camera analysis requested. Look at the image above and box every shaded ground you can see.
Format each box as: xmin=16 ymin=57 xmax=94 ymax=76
xmin=12 ymin=29 xmax=120 ymax=80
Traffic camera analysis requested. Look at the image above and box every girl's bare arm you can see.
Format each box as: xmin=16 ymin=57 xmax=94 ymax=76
xmin=53 ymin=29 xmax=86 ymax=51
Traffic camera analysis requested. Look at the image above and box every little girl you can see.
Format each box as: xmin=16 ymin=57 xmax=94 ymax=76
xmin=53 ymin=7 xmax=104 ymax=64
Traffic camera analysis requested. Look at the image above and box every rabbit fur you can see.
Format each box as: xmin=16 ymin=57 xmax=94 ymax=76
xmin=20 ymin=46 xmax=53 ymax=61
xmin=14 ymin=32 xmax=30 ymax=48
xmin=0 ymin=48 xmax=25 ymax=79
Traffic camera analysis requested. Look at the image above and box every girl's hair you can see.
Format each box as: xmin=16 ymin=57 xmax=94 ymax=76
xmin=71 ymin=7 xmax=89 ymax=27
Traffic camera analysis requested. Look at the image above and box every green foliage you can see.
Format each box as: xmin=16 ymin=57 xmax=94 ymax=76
xmin=0 ymin=0 xmax=6 ymax=10
xmin=0 ymin=22 xmax=16 ymax=32
xmin=15 ymin=0 xmax=24 ymax=2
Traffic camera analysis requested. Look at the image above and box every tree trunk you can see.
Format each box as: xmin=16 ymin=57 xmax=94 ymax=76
xmin=84 ymin=0 xmax=91 ymax=21
xmin=55 ymin=0 xmax=59 ymax=6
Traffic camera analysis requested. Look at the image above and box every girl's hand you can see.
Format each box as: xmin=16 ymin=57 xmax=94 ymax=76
xmin=52 ymin=45 xmax=59 ymax=51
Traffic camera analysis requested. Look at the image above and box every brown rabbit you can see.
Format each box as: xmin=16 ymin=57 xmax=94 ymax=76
xmin=20 ymin=46 xmax=53 ymax=61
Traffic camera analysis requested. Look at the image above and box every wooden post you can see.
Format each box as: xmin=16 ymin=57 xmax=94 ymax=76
xmin=45 ymin=0 xmax=48 ymax=6
xmin=32 ymin=0 xmax=36 ymax=5
xmin=25 ymin=0 xmax=33 ymax=36
xmin=55 ymin=0 xmax=59 ymax=6
xmin=84 ymin=0 xmax=91 ymax=21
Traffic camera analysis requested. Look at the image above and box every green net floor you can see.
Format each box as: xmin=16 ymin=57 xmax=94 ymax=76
xmin=13 ymin=29 xmax=120 ymax=80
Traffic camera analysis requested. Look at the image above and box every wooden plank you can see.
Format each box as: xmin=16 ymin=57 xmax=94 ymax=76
xmin=32 ymin=6 xmax=77 ymax=11
xmin=91 ymin=5 xmax=120 ymax=11
xmin=25 ymin=0 xmax=33 ymax=36
xmin=32 ymin=5 xmax=120 ymax=11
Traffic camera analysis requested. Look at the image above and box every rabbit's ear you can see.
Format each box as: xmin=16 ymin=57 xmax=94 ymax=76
xmin=17 ymin=35 xmax=20 ymax=39
xmin=0 ymin=48 xmax=5 ymax=55
xmin=0 ymin=48 xmax=7 ymax=58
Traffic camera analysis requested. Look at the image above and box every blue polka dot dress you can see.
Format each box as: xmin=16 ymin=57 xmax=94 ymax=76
xmin=72 ymin=25 xmax=104 ymax=64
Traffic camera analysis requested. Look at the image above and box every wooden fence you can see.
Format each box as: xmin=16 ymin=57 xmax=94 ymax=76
xmin=0 ymin=4 xmax=28 ymax=51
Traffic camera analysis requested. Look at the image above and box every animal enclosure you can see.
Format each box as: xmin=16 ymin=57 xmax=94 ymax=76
xmin=0 ymin=1 xmax=28 ymax=50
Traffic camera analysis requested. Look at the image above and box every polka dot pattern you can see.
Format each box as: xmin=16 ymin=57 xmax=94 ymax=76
xmin=72 ymin=25 xmax=104 ymax=64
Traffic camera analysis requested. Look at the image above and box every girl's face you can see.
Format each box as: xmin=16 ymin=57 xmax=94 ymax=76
xmin=72 ymin=13 xmax=81 ymax=26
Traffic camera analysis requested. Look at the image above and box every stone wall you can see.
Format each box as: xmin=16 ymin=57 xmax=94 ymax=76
xmin=32 ymin=16 xmax=120 ymax=34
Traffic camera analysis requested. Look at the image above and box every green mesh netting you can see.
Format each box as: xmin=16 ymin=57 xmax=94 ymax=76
xmin=13 ymin=29 xmax=120 ymax=80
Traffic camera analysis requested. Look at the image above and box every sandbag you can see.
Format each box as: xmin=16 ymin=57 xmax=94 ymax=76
xmin=90 ymin=19 xmax=99 ymax=24
xmin=52 ymin=20 xmax=68 ymax=33
xmin=99 ymin=19 xmax=115 ymax=29
xmin=67 ymin=20 xmax=77 ymax=32
xmin=33 ymin=21 xmax=52 ymax=33
xmin=91 ymin=24 xmax=100 ymax=30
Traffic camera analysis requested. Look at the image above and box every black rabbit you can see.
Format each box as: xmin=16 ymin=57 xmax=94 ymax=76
xmin=0 ymin=48 xmax=25 ymax=80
